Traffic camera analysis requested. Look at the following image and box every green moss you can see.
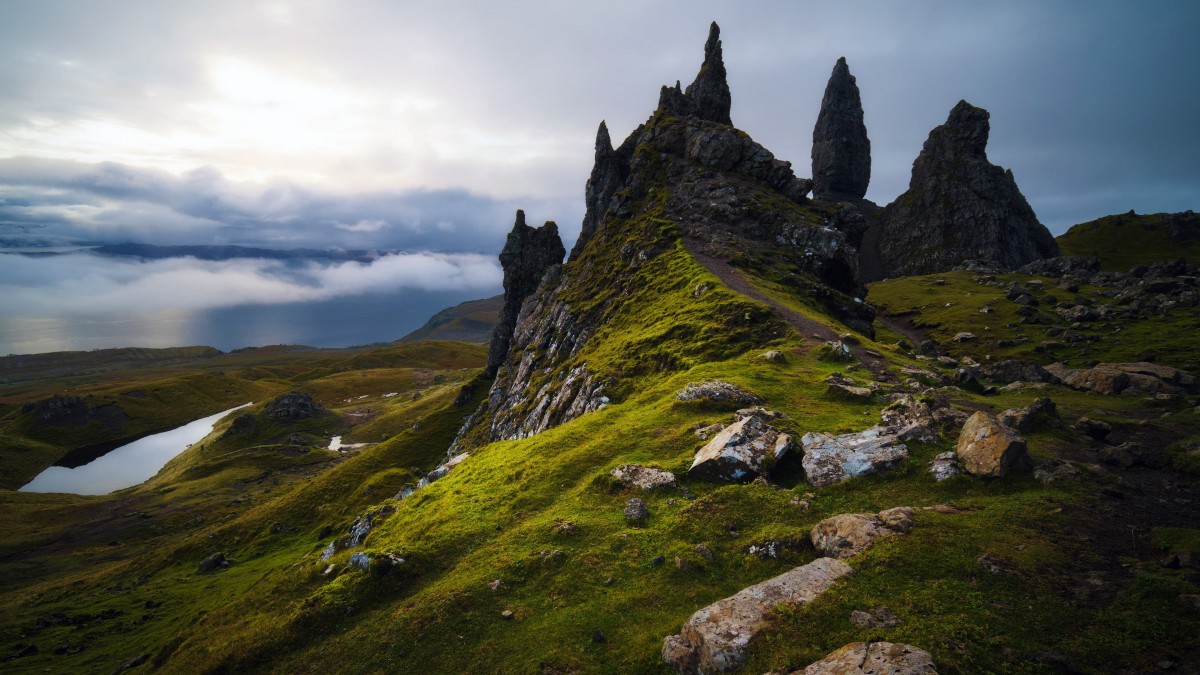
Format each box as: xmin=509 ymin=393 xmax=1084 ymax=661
xmin=1058 ymin=211 xmax=1200 ymax=272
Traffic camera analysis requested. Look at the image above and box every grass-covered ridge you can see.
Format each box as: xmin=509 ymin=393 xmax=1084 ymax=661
xmin=1057 ymin=210 xmax=1200 ymax=271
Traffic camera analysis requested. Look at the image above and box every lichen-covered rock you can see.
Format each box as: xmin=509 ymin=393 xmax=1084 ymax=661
xmin=812 ymin=57 xmax=870 ymax=201
xmin=929 ymin=451 xmax=964 ymax=481
xmin=998 ymin=397 xmax=1060 ymax=433
xmin=486 ymin=210 xmax=565 ymax=377
xmin=981 ymin=359 xmax=1060 ymax=385
xmin=811 ymin=507 xmax=914 ymax=559
xmin=956 ymin=412 xmax=1032 ymax=477
xmin=801 ymin=427 xmax=908 ymax=487
xmin=662 ymin=557 xmax=854 ymax=674
xmin=675 ymin=381 xmax=763 ymax=406
xmin=689 ymin=413 xmax=791 ymax=483
xmin=610 ymin=464 xmax=677 ymax=491
xmin=817 ymin=340 xmax=855 ymax=362
xmin=868 ymin=100 xmax=1059 ymax=280
xmin=796 ymin=642 xmax=938 ymax=674
xmin=624 ymin=498 xmax=649 ymax=522
xmin=826 ymin=382 xmax=874 ymax=401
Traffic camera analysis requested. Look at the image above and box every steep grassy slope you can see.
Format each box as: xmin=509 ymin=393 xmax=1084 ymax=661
xmin=1057 ymin=211 xmax=1200 ymax=271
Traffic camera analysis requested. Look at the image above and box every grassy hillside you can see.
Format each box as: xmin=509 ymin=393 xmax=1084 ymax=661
xmin=398 ymin=295 xmax=502 ymax=343
xmin=1057 ymin=211 xmax=1200 ymax=271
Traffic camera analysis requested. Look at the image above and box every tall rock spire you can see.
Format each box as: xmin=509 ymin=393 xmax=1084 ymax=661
xmin=811 ymin=57 xmax=871 ymax=200
xmin=868 ymin=100 xmax=1059 ymax=279
xmin=485 ymin=210 xmax=565 ymax=377
xmin=570 ymin=120 xmax=626 ymax=261
xmin=683 ymin=22 xmax=732 ymax=125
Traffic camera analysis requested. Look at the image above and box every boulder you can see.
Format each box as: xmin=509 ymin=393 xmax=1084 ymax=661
xmin=826 ymin=382 xmax=874 ymax=401
xmin=1045 ymin=361 xmax=1195 ymax=396
xmin=676 ymin=381 xmax=763 ymax=406
xmin=624 ymin=498 xmax=650 ymax=522
xmin=611 ymin=464 xmax=677 ymax=491
xmin=264 ymin=392 xmax=328 ymax=420
xmin=661 ymin=558 xmax=854 ymax=674
xmin=795 ymin=642 xmax=938 ymax=674
xmin=981 ymin=359 xmax=1060 ymax=385
xmin=955 ymin=412 xmax=1032 ymax=477
xmin=689 ymin=413 xmax=791 ymax=482
xmin=998 ymin=397 xmax=1060 ymax=433
xmin=928 ymin=451 xmax=964 ymax=481
xmin=817 ymin=340 xmax=856 ymax=362
xmin=197 ymin=553 xmax=228 ymax=573
xmin=801 ymin=427 xmax=908 ymax=487
xmin=811 ymin=507 xmax=914 ymax=558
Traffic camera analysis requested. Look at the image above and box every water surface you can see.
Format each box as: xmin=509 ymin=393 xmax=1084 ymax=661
xmin=20 ymin=403 xmax=252 ymax=495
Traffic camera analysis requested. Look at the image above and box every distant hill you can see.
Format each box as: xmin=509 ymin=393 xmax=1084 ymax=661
xmin=1057 ymin=210 xmax=1200 ymax=271
xmin=397 ymin=295 xmax=502 ymax=343
xmin=92 ymin=242 xmax=388 ymax=262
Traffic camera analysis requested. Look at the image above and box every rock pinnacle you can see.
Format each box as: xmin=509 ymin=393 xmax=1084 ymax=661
xmin=683 ymin=22 xmax=732 ymax=125
xmin=486 ymin=210 xmax=565 ymax=377
xmin=811 ymin=56 xmax=870 ymax=200
xmin=570 ymin=120 xmax=625 ymax=261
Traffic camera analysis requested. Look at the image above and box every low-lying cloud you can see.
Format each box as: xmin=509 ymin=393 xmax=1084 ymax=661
xmin=0 ymin=250 xmax=502 ymax=316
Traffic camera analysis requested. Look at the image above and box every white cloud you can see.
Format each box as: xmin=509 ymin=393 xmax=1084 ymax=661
xmin=0 ymin=251 xmax=502 ymax=316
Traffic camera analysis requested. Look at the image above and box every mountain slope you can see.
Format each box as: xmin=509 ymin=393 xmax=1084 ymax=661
xmin=397 ymin=295 xmax=502 ymax=343
xmin=1057 ymin=210 xmax=1200 ymax=271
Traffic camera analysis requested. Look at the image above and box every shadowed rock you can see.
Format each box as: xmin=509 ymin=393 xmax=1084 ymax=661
xmin=485 ymin=210 xmax=565 ymax=377
xmin=684 ymin=22 xmax=732 ymax=125
xmin=570 ymin=121 xmax=627 ymax=260
xmin=264 ymin=392 xmax=327 ymax=420
xmin=868 ymin=100 xmax=1059 ymax=279
xmin=795 ymin=642 xmax=938 ymax=674
xmin=812 ymin=57 xmax=870 ymax=200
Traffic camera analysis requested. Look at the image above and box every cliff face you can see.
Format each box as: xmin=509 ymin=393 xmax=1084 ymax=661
xmin=811 ymin=57 xmax=871 ymax=201
xmin=866 ymin=100 xmax=1059 ymax=279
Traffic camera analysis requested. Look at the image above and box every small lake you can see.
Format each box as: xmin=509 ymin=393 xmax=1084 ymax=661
xmin=20 ymin=403 xmax=252 ymax=495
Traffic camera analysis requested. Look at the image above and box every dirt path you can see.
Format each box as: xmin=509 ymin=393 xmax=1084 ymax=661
xmin=685 ymin=241 xmax=892 ymax=377
xmin=872 ymin=312 xmax=929 ymax=348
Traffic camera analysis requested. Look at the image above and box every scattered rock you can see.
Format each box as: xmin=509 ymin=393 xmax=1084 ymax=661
xmin=661 ymin=558 xmax=854 ymax=674
xmin=688 ymin=412 xmax=792 ymax=483
xmin=1046 ymin=361 xmax=1197 ymax=396
xmin=977 ymin=553 xmax=1017 ymax=576
xmin=675 ymin=381 xmax=763 ymax=406
xmin=826 ymin=382 xmax=874 ymax=401
xmin=624 ymin=498 xmax=650 ymax=523
xmin=955 ymin=412 xmax=1032 ymax=478
xmin=849 ymin=606 xmax=901 ymax=629
xmin=1075 ymin=416 xmax=1112 ymax=441
xmin=928 ymin=452 xmax=964 ymax=481
xmin=348 ymin=552 xmax=371 ymax=571
xmin=758 ymin=350 xmax=785 ymax=363
xmin=981 ymin=359 xmax=1060 ymax=385
xmin=801 ymin=427 xmax=908 ymax=487
xmin=610 ymin=464 xmax=677 ymax=491
xmin=694 ymin=544 xmax=714 ymax=561
xmin=501 ymin=610 xmax=514 ymax=620
xmin=197 ymin=553 xmax=228 ymax=574
xmin=811 ymin=507 xmax=914 ymax=558
xmin=998 ymin=397 xmax=1060 ymax=433
xmin=796 ymin=641 xmax=938 ymax=674
xmin=817 ymin=340 xmax=855 ymax=362
xmin=1034 ymin=459 xmax=1080 ymax=484
xmin=693 ymin=423 xmax=725 ymax=440
xmin=952 ymin=332 xmax=977 ymax=343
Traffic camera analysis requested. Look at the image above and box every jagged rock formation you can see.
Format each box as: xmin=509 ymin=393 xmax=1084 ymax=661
xmin=812 ymin=57 xmax=870 ymax=200
xmin=485 ymin=210 xmax=565 ymax=377
xmin=454 ymin=23 xmax=863 ymax=451
xmin=866 ymin=100 xmax=1059 ymax=280
xmin=264 ymin=392 xmax=327 ymax=420
xmin=569 ymin=121 xmax=626 ymax=260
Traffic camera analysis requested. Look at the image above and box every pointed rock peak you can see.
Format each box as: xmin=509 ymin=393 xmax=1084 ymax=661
xmin=537 ymin=220 xmax=559 ymax=236
xmin=936 ymin=99 xmax=990 ymax=158
xmin=595 ymin=120 xmax=613 ymax=156
xmin=684 ymin=21 xmax=732 ymax=125
xmin=812 ymin=55 xmax=870 ymax=200
xmin=513 ymin=209 xmax=527 ymax=230
xmin=489 ymin=211 xmax=565 ymax=377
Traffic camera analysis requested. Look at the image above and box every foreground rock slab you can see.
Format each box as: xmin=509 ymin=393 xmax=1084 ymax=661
xmin=611 ymin=464 xmax=677 ymax=491
xmin=794 ymin=641 xmax=938 ymax=674
xmin=662 ymin=558 xmax=854 ymax=674
xmin=956 ymin=412 xmax=1032 ymax=478
xmin=801 ymin=427 xmax=908 ymax=487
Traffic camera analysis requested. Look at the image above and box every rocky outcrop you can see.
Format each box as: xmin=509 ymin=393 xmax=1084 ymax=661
xmin=868 ymin=100 xmax=1059 ymax=280
xmin=801 ymin=427 xmax=908 ymax=487
xmin=486 ymin=211 xmax=565 ymax=377
xmin=1046 ymin=361 xmax=1197 ymax=396
xmin=812 ymin=57 xmax=870 ymax=201
xmin=675 ymin=381 xmax=763 ymax=406
xmin=955 ymin=412 xmax=1032 ymax=477
xmin=795 ymin=642 xmax=938 ymax=674
xmin=662 ymin=557 xmax=854 ymax=674
xmin=811 ymin=507 xmax=915 ymax=558
xmin=689 ymin=411 xmax=792 ymax=483
xmin=570 ymin=122 xmax=626 ymax=261
xmin=264 ymin=392 xmax=327 ymax=420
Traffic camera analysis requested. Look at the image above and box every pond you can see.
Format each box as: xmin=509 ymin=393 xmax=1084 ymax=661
xmin=20 ymin=403 xmax=252 ymax=495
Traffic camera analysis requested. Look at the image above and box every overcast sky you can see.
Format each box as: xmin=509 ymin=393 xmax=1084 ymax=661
xmin=1 ymin=1 xmax=1198 ymax=354
xmin=1 ymin=0 xmax=1196 ymax=252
